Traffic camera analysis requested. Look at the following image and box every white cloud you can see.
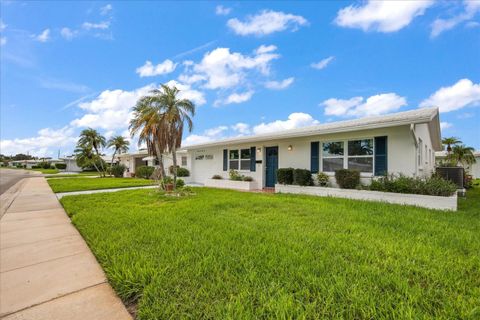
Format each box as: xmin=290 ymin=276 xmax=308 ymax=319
xmin=0 ymin=37 xmax=6 ymax=46
xmin=440 ymin=122 xmax=453 ymax=130
xmin=215 ymin=5 xmax=231 ymax=16
xmin=34 ymin=29 xmax=50 ymax=42
xmin=71 ymin=82 xmax=205 ymax=131
xmin=335 ymin=0 xmax=433 ymax=32
xmin=0 ymin=20 xmax=6 ymax=31
xmin=265 ymin=77 xmax=294 ymax=90
xmin=82 ymin=21 xmax=110 ymax=30
xmin=231 ymin=122 xmax=250 ymax=134
xmin=227 ymin=10 xmax=308 ymax=36
xmin=136 ymin=60 xmax=177 ymax=77
xmin=322 ymin=93 xmax=407 ymax=117
xmin=100 ymin=4 xmax=113 ymax=15
xmin=419 ymin=78 xmax=480 ymax=112
xmin=60 ymin=27 xmax=78 ymax=40
xmin=0 ymin=126 xmax=77 ymax=157
xmin=38 ymin=77 xmax=89 ymax=93
xmin=311 ymin=56 xmax=335 ymax=70
xmin=204 ymin=126 xmax=228 ymax=136
xmin=431 ymin=0 xmax=480 ymax=37
xmin=181 ymin=46 xmax=279 ymax=90
xmin=215 ymin=90 xmax=254 ymax=106
xmin=182 ymin=125 xmax=228 ymax=146
xmin=253 ymin=112 xmax=319 ymax=134
xmin=255 ymin=44 xmax=277 ymax=54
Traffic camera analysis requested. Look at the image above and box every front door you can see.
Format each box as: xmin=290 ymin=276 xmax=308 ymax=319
xmin=265 ymin=147 xmax=278 ymax=187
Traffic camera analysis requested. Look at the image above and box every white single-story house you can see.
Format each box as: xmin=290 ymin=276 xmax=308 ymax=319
xmin=119 ymin=108 xmax=442 ymax=188
xmin=435 ymin=151 xmax=480 ymax=179
xmin=8 ymin=158 xmax=64 ymax=169
xmin=60 ymin=155 xmax=120 ymax=172
xmin=118 ymin=149 xmax=189 ymax=177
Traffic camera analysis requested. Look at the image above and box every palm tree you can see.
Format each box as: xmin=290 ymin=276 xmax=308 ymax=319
xmin=74 ymin=145 xmax=101 ymax=175
xmin=155 ymin=84 xmax=195 ymax=188
xmin=107 ymin=136 xmax=130 ymax=169
xmin=130 ymin=97 xmax=168 ymax=187
xmin=442 ymin=137 xmax=461 ymax=153
xmin=451 ymin=145 xmax=476 ymax=167
xmin=78 ymin=128 xmax=107 ymax=176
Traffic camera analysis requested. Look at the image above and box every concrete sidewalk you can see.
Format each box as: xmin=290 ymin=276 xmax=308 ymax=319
xmin=0 ymin=177 xmax=131 ymax=319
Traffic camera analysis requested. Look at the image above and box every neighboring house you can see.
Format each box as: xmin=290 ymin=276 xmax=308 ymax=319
xmin=181 ymin=108 xmax=442 ymax=188
xmin=435 ymin=151 xmax=480 ymax=179
xmin=8 ymin=158 xmax=64 ymax=169
xmin=118 ymin=149 xmax=190 ymax=176
xmin=60 ymin=155 xmax=119 ymax=172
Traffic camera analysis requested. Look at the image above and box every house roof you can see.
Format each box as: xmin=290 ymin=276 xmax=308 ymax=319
xmin=181 ymin=107 xmax=442 ymax=150
xmin=435 ymin=151 xmax=480 ymax=158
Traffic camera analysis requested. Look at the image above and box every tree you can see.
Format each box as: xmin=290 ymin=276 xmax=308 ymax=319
xmin=74 ymin=145 xmax=102 ymax=174
xmin=77 ymin=128 xmax=107 ymax=176
xmin=441 ymin=137 xmax=461 ymax=154
xmin=451 ymin=145 xmax=476 ymax=167
xmin=155 ymin=85 xmax=195 ymax=188
xmin=130 ymin=84 xmax=195 ymax=189
xmin=107 ymin=135 xmax=130 ymax=170
xmin=130 ymin=97 xmax=168 ymax=188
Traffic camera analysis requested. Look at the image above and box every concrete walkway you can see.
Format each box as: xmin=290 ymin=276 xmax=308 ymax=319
xmin=0 ymin=177 xmax=131 ymax=320
xmin=55 ymin=184 xmax=158 ymax=199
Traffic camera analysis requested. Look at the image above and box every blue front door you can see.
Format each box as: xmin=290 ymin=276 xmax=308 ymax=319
xmin=265 ymin=147 xmax=278 ymax=187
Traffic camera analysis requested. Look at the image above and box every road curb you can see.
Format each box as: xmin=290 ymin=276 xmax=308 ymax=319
xmin=0 ymin=178 xmax=27 ymax=219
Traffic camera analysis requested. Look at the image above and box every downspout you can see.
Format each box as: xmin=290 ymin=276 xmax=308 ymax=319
xmin=410 ymin=124 xmax=418 ymax=176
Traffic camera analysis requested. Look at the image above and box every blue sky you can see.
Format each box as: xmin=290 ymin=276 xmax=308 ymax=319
xmin=1 ymin=0 xmax=479 ymax=157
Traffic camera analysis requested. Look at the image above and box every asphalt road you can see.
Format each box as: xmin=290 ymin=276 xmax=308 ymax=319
xmin=0 ymin=169 xmax=36 ymax=195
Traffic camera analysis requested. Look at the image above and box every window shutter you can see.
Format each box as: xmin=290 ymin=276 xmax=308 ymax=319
xmin=250 ymin=147 xmax=256 ymax=172
xmin=223 ymin=149 xmax=228 ymax=171
xmin=310 ymin=141 xmax=319 ymax=173
xmin=374 ymin=136 xmax=388 ymax=176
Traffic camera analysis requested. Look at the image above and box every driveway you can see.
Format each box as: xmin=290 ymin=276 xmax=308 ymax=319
xmin=0 ymin=169 xmax=38 ymax=195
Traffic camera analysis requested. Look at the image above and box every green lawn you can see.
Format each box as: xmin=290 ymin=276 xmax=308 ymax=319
xmin=31 ymin=168 xmax=60 ymax=174
xmin=60 ymin=186 xmax=480 ymax=319
xmin=45 ymin=172 xmax=101 ymax=178
xmin=48 ymin=177 xmax=155 ymax=193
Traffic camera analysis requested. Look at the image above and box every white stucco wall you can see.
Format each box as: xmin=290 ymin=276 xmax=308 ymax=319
xmin=187 ymin=125 xmax=420 ymax=187
xmin=414 ymin=123 xmax=437 ymax=177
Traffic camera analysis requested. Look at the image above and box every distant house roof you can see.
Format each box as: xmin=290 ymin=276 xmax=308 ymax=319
xmin=182 ymin=107 xmax=442 ymax=150
xmin=435 ymin=151 xmax=480 ymax=158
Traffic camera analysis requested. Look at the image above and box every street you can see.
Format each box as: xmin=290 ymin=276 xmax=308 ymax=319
xmin=0 ymin=169 xmax=36 ymax=195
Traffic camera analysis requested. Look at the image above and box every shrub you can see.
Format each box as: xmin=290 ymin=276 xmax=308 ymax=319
xmin=277 ymin=168 xmax=294 ymax=185
xmin=229 ymin=169 xmax=243 ymax=181
xmin=38 ymin=161 xmax=52 ymax=169
xmin=55 ymin=163 xmax=67 ymax=170
xmin=335 ymin=169 xmax=360 ymax=189
xmin=317 ymin=172 xmax=330 ymax=187
xmin=136 ymin=166 xmax=155 ymax=179
xmin=168 ymin=166 xmax=190 ymax=177
xmin=369 ymin=174 xmax=457 ymax=197
xmin=294 ymin=169 xmax=313 ymax=186
xmin=212 ymin=174 xmax=223 ymax=179
xmin=175 ymin=178 xmax=185 ymax=188
xmin=31 ymin=165 xmax=40 ymax=169
xmin=110 ymin=164 xmax=127 ymax=178
xmin=243 ymin=176 xmax=254 ymax=182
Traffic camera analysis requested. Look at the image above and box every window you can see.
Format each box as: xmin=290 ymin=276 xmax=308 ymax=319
xmin=181 ymin=156 xmax=187 ymax=166
xmin=229 ymin=149 xmax=251 ymax=171
xmin=322 ymin=141 xmax=344 ymax=172
xmin=425 ymin=145 xmax=428 ymax=165
xmin=348 ymin=139 xmax=373 ymax=173
xmin=418 ymin=139 xmax=423 ymax=166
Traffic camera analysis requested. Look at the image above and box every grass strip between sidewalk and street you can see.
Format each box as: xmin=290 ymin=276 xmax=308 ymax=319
xmin=48 ymin=177 xmax=155 ymax=193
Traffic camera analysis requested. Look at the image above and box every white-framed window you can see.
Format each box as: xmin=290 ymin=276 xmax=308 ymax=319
xmin=348 ymin=139 xmax=373 ymax=173
xmin=322 ymin=141 xmax=344 ymax=172
xmin=418 ymin=138 xmax=423 ymax=167
xmin=425 ymin=145 xmax=428 ymax=165
xmin=229 ymin=148 xmax=251 ymax=171
xmin=181 ymin=156 xmax=187 ymax=166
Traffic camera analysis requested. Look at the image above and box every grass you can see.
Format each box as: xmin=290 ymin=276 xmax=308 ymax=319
xmin=48 ymin=177 xmax=155 ymax=193
xmin=60 ymin=185 xmax=480 ymax=319
xmin=31 ymin=168 xmax=60 ymax=174
xmin=45 ymin=172 xmax=101 ymax=178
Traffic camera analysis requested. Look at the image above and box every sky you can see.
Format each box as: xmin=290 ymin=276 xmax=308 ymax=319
xmin=1 ymin=0 xmax=479 ymax=157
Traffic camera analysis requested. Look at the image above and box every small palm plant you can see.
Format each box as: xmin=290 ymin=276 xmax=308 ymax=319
xmin=107 ymin=135 xmax=130 ymax=170
xmin=77 ymin=128 xmax=107 ymax=176
xmin=442 ymin=137 xmax=461 ymax=154
xmin=451 ymin=145 xmax=476 ymax=167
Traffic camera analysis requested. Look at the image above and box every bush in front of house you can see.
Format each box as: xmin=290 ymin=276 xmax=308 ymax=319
xmin=317 ymin=172 xmax=330 ymax=187
xmin=55 ymin=163 xmax=67 ymax=170
xmin=243 ymin=176 xmax=254 ymax=182
xmin=136 ymin=166 xmax=155 ymax=179
xmin=110 ymin=164 xmax=127 ymax=178
xmin=335 ymin=169 xmax=360 ymax=189
xmin=212 ymin=174 xmax=223 ymax=179
xmin=229 ymin=169 xmax=243 ymax=181
xmin=277 ymin=168 xmax=294 ymax=185
xmin=38 ymin=161 xmax=52 ymax=169
xmin=169 ymin=166 xmax=190 ymax=177
xmin=370 ymin=174 xmax=457 ymax=197
xmin=294 ymin=169 xmax=313 ymax=186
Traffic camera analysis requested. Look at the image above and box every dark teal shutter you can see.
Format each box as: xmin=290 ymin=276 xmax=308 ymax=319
xmin=223 ymin=149 xmax=228 ymax=171
xmin=310 ymin=141 xmax=319 ymax=173
xmin=250 ymin=147 xmax=256 ymax=172
xmin=374 ymin=136 xmax=388 ymax=176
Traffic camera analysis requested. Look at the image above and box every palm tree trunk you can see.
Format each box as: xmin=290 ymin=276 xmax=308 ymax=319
xmin=110 ymin=149 xmax=117 ymax=176
xmin=91 ymin=158 xmax=101 ymax=176
xmin=94 ymin=147 xmax=106 ymax=177
xmin=172 ymin=145 xmax=178 ymax=189
xmin=154 ymin=143 xmax=165 ymax=189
